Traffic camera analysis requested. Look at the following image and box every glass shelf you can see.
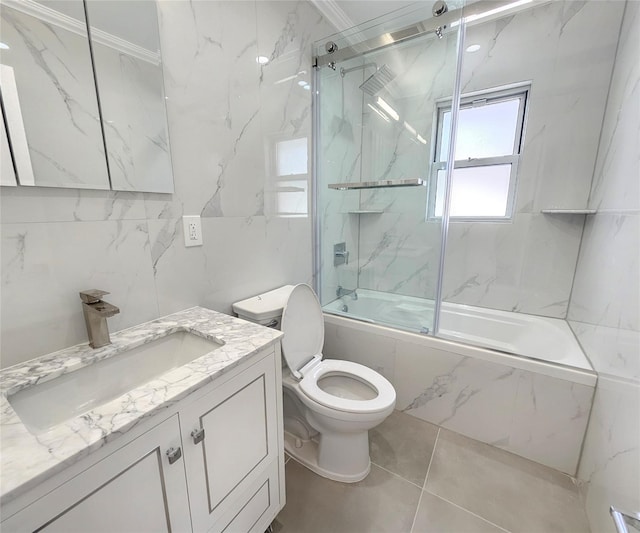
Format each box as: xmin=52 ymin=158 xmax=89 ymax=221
xmin=328 ymin=178 xmax=426 ymax=190
xmin=541 ymin=209 xmax=597 ymax=214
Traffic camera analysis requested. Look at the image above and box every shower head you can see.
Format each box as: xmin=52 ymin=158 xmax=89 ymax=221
xmin=359 ymin=64 xmax=397 ymax=96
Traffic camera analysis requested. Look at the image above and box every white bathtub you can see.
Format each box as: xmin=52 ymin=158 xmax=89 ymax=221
xmin=323 ymin=288 xmax=595 ymax=386
xmin=322 ymin=289 xmax=597 ymax=474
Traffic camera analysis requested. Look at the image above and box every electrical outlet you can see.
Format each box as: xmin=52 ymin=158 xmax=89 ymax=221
xmin=182 ymin=215 xmax=203 ymax=247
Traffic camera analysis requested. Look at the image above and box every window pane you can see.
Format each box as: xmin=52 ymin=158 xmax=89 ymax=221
xmin=276 ymin=179 xmax=307 ymax=216
xmin=276 ymin=138 xmax=307 ymax=176
xmin=455 ymin=99 xmax=520 ymax=160
xmin=438 ymin=110 xmax=452 ymax=162
xmin=435 ymin=164 xmax=512 ymax=217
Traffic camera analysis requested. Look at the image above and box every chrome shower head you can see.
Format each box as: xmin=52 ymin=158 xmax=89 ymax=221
xmin=359 ymin=64 xmax=397 ymax=96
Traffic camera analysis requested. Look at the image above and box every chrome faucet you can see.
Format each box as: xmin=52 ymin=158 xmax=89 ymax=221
xmin=79 ymin=290 xmax=120 ymax=348
xmin=336 ymin=285 xmax=358 ymax=300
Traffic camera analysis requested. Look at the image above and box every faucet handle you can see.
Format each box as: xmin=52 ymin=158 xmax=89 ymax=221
xmin=79 ymin=289 xmax=110 ymax=304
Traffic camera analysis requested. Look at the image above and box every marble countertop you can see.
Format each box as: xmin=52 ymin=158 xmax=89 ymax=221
xmin=0 ymin=307 xmax=282 ymax=504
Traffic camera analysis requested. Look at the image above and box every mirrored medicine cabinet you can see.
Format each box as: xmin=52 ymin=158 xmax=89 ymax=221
xmin=0 ymin=0 xmax=174 ymax=193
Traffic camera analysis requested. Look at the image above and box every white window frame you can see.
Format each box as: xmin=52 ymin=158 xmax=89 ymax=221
xmin=266 ymin=135 xmax=309 ymax=218
xmin=428 ymin=83 xmax=530 ymax=222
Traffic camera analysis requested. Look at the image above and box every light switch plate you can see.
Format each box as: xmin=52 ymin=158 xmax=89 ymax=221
xmin=182 ymin=215 xmax=203 ymax=247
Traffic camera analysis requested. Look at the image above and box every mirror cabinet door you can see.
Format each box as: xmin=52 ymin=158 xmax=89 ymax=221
xmin=85 ymin=0 xmax=174 ymax=193
xmin=0 ymin=0 xmax=111 ymax=189
xmin=1 ymin=94 xmax=19 ymax=186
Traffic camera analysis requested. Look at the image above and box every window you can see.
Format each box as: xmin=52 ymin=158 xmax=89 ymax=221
xmin=430 ymin=85 xmax=529 ymax=220
xmin=271 ymin=137 xmax=308 ymax=217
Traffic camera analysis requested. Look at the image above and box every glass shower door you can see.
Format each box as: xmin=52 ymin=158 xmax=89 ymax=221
xmin=314 ymin=4 xmax=463 ymax=335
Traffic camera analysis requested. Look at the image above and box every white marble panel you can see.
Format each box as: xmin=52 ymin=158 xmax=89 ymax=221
xmin=588 ymin=1 xmax=639 ymax=212
xmin=442 ymin=213 xmax=584 ymax=317
xmin=322 ymin=321 xmax=396 ymax=384
xmin=0 ymin=188 xmax=147 ymax=224
xmin=505 ymin=372 xmax=594 ymax=475
xmin=578 ymin=375 xmax=640 ymax=533
xmin=154 ymin=0 xmax=264 ymax=219
xmin=569 ymin=213 xmax=639 ymax=331
xmin=570 ymin=321 xmax=640 ymax=383
xmin=395 ymin=341 xmax=519 ymax=446
xmin=1 ymin=221 xmax=158 ymax=369
xmin=195 ymin=216 xmax=310 ymax=316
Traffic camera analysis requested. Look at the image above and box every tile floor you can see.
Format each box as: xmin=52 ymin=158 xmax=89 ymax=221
xmin=275 ymin=410 xmax=590 ymax=533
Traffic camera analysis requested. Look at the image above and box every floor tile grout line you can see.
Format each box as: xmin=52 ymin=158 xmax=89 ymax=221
xmin=422 ymin=488 xmax=512 ymax=533
xmin=423 ymin=427 xmax=440 ymax=490
xmin=369 ymin=462 xmax=425 ymax=491
xmin=409 ymin=485 xmax=426 ymax=533
xmin=409 ymin=428 xmax=440 ymax=533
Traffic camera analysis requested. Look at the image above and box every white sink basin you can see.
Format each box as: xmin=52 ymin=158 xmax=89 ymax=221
xmin=8 ymin=330 xmax=223 ymax=434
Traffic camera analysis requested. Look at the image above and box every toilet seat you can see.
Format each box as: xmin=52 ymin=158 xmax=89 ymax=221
xmin=281 ymin=284 xmax=395 ymax=415
xmin=300 ymin=360 xmax=395 ymax=414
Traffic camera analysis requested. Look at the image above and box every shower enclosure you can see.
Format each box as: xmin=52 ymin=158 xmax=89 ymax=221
xmin=313 ymin=0 xmax=625 ymax=368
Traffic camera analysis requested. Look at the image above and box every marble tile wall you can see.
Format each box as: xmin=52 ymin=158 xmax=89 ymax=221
xmin=0 ymin=1 xmax=334 ymax=369
xmin=568 ymin=2 xmax=640 ymax=531
xmin=323 ymin=318 xmax=594 ymax=475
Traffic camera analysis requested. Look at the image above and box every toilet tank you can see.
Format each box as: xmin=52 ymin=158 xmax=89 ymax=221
xmin=232 ymin=285 xmax=295 ymax=328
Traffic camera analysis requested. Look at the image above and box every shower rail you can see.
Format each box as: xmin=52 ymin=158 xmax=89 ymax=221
xmin=314 ymin=0 xmax=533 ymax=67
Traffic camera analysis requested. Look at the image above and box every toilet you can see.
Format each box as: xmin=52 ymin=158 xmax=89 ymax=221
xmin=233 ymin=284 xmax=396 ymax=483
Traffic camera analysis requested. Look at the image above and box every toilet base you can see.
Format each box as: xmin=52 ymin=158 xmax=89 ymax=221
xmin=284 ymin=431 xmax=371 ymax=483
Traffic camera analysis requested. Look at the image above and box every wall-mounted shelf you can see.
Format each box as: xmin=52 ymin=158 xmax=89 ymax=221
xmin=346 ymin=210 xmax=384 ymax=214
xmin=328 ymin=178 xmax=426 ymax=190
xmin=541 ymin=209 xmax=597 ymax=214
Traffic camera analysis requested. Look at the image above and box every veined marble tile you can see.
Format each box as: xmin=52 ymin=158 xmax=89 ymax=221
xmin=441 ymin=213 xmax=584 ymax=317
xmin=0 ymin=188 xmax=146 ymax=224
xmin=570 ymin=320 xmax=640 ymax=382
xmin=578 ymin=375 xmax=640 ymax=533
xmin=156 ymin=0 xmax=264 ymax=218
xmin=395 ymin=342 xmax=519 ymax=446
xmin=1 ymin=220 xmax=158 ymax=369
xmin=194 ymin=216 xmax=310 ymax=316
xmin=504 ymin=371 xmax=594 ymax=475
xmin=588 ymin=0 xmax=639 ymax=212
xmin=569 ymin=213 xmax=639 ymax=331
xmin=147 ymin=217 xmax=209 ymax=318
xmin=322 ymin=320 xmax=396 ymax=384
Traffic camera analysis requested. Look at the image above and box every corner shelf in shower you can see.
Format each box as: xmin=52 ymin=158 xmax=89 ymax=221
xmin=541 ymin=209 xmax=597 ymax=214
xmin=346 ymin=210 xmax=384 ymax=214
xmin=328 ymin=178 xmax=426 ymax=190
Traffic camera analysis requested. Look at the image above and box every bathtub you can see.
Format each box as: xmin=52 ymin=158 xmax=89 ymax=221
xmin=321 ymin=289 xmax=596 ymax=475
xmin=323 ymin=288 xmax=595 ymax=385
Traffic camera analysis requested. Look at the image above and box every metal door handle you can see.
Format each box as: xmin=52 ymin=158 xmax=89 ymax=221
xmin=166 ymin=446 xmax=182 ymax=464
xmin=191 ymin=428 xmax=205 ymax=445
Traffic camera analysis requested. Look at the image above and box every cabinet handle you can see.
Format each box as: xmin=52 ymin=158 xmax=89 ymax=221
xmin=166 ymin=446 xmax=182 ymax=465
xmin=191 ymin=428 xmax=205 ymax=445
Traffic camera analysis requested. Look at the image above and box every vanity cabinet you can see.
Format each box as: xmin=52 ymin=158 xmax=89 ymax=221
xmin=1 ymin=415 xmax=191 ymax=532
xmin=1 ymin=345 xmax=284 ymax=533
xmin=182 ymin=353 xmax=281 ymax=532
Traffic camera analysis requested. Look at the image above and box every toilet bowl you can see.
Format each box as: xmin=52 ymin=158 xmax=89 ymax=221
xmin=233 ymin=284 xmax=396 ymax=483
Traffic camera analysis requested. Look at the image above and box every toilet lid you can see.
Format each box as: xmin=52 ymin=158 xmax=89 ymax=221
xmin=281 ymin=284 xmax=325 ymax=373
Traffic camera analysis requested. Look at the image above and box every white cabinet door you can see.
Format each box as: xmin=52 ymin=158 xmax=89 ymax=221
xmin=2 ymin=415 xmax=192 ymax=533
xmin=182 ymin=354 xmax=280 ymax=533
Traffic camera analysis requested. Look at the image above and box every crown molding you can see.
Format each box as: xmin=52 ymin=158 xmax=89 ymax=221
xmin=309 ymin=0 xmax=355 ymax=33
xmin=2 ymin=0 xmax=160 ymax=65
